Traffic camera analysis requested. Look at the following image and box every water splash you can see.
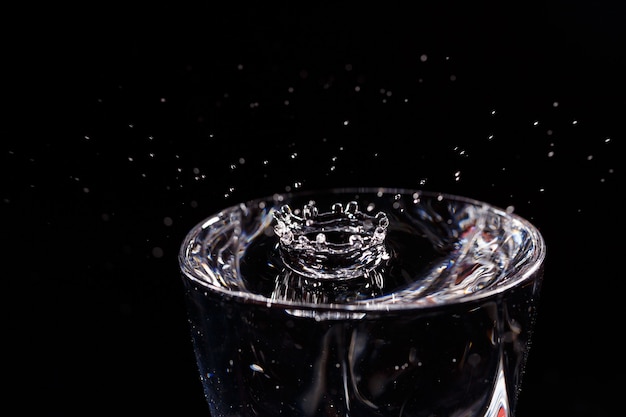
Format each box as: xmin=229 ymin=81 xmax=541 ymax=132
xmin=180 ymin=189 xmax=545 ymax=311
xmin=273 ymin=201 xmax=390 ymax=280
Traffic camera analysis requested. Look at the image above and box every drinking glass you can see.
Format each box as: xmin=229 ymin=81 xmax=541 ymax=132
xmin=179 ymin=187 xmax=545 ymax=417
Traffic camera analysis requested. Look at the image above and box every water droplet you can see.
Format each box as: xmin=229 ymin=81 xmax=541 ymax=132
xmin=250 ymin=364 xmax=264 ymax=373
xmin=152 ymin=247 xmax=164 ymax=258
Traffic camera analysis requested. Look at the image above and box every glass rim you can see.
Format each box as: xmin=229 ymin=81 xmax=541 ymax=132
xmin=178 ymin=187 xmax=546 ymax=313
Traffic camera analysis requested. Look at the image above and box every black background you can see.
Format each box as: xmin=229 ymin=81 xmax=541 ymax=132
xmin=5 ymin=2 xmax=624 ymax=416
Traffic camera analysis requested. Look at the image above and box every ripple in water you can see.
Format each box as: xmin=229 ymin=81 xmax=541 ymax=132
xmin=180 ymin=188 xmax=544 ymax=311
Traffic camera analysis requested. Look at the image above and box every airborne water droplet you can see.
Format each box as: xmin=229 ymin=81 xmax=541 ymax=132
xmin=250 ymin=364 xmax=264 ymax=373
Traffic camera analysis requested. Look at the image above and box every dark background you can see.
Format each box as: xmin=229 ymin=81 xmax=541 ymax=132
xmin=5 ymin=2 xmax=624 ymax=416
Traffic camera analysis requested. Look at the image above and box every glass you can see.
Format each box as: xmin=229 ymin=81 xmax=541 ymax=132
xmin=179 ymin=187 xmax=545 ymax=417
